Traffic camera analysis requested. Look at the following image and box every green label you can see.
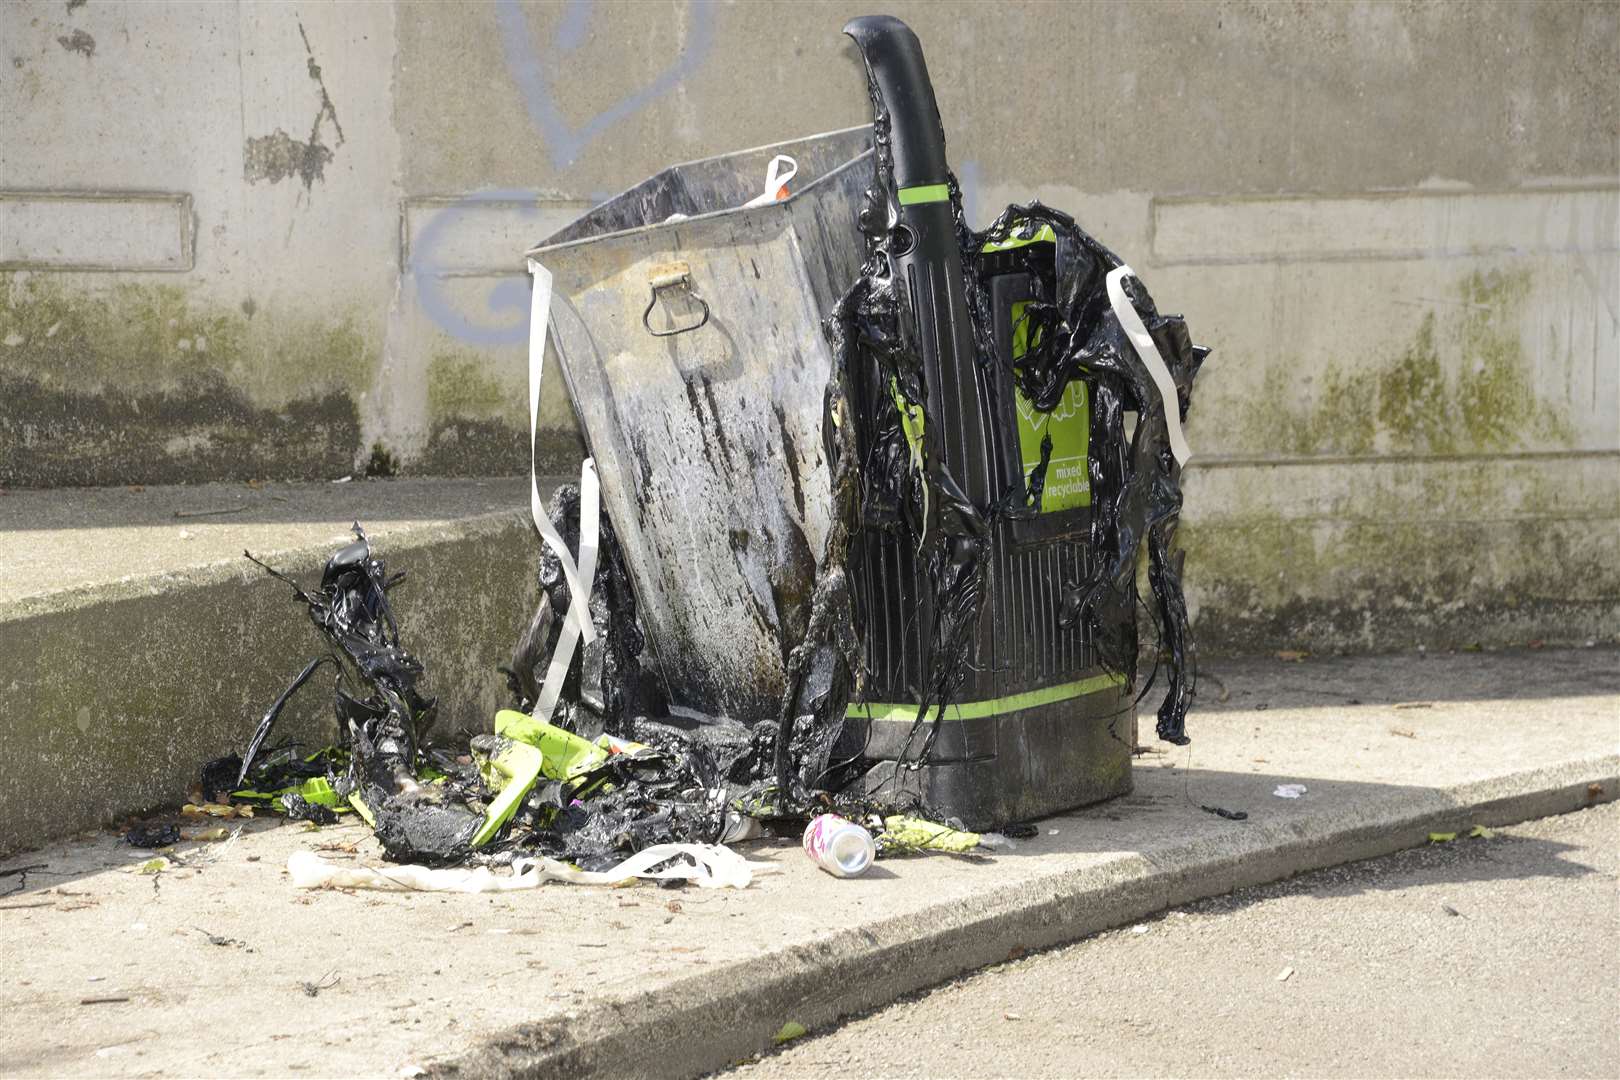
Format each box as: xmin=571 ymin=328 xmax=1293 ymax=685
xmin=1012 ymin=300 xmax=1089 ymax=512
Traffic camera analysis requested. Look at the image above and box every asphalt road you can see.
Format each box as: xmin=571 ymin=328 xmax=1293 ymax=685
xmin=727 ymin=801 xmax=1620 ymax=1079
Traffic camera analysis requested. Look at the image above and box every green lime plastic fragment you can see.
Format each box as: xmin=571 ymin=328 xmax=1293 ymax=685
xmin=233 ymin=775 xmax=347 ymax=810
xmin=495 ymin=709 xmax=608 ymax=780
xmin=882 ymin=815 xmax=982 ymax=853
xmin=773 ymin=1021 xmax=808 ymax=1044
xmin=1428 ymin=831 xmax=1457 ymax=843
xmin=888 ymin=377 xmax=926 ymax=453
xmin=472 ymin=738 xmax=543 ymax=847
xmin=348 ymin=791 xmax=375 ymax=827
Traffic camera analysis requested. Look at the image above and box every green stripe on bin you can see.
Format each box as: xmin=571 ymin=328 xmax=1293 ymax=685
xmin=846 ymin=672 xmax=1127 ymax=723
xmin=897 ymin=183 xmax=951 ymax=206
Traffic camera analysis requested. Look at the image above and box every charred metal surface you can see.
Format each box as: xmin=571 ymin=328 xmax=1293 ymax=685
xmin=528 ymin=126 xmax=871 ymax=724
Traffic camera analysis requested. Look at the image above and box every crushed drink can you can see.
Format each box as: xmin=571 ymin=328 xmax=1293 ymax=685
xmin=802 ymin=813 xmax=876 ymax=878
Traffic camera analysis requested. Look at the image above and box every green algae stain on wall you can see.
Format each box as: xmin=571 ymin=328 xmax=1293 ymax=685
xmin=426 ymin=350 xmax=518 ymax=423
xmin=0 ymin=273 xmax=382 ymax=486
xmin=1240 ymin=268 xmax=1574 ymax=456
xmin=419 ymin=349 xmax=532 ymax=475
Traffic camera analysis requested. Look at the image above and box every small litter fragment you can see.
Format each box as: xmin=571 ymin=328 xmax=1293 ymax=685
xmin=182 ymin=803 xmax=250 ymax=819
xmin=132 ymin=858 xmax=170 ymax=875
xmin=123 ymin=823 xmax=180 ymax=848
xmin=194 ymin=927 xmax=246 ymax=948
xmin=1428 ymin=831 xmax=1457 ymax=843
xmin=1275 ymin=967 xmax=1294 ymax=983
xmin=1002 ymin=823 xmax=1039 ymax=839
xmin=1004 ymin=1011 xmax=1023 ymax=1021
xmin=1389 ymin=727 xmax=1417 ymax=739
xmin=773 ymin=1021 xmax=808 ymax=1045
xmin=1272 ymin=784 xmax=1307 ymax=799
xmin=281 ymin=794 xmax=338 ymax=826
xmin=182 ymin=826 xmax=230 ymax=842
xmin=1392 ymin=702 xmax=1433 ymax=711
xmin=1200 ymin=805 xmax=1248 ymax=821
xmin=1469 ymin=825 xmax=1496 ymax=839
xmin=1130 ymin=924 xmax=1149 ymax=935
xmin=301 ymin=972 xmax=340 ymax=997
xmin=80 ymin=996 xmax=131 ymax=1005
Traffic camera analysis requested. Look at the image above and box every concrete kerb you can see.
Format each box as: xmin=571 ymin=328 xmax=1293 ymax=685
xmin=0 ymin=501 xmax=541 ymax=854
xmin=444 ymin=758 xmax=1618 ymax=1080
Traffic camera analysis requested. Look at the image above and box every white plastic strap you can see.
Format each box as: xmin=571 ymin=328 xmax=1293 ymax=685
xmin=533 ymin=458 xmax=599 ymax=721
xmin=525 ymin=258 xmax=599 ymax=721
xmin=1105 ymin=264 xmax=1192 ymax=467
xmin=288 ymin=843 xmax=776 ymax=892
xmin=742 ymin=154 xmax=797 ymax=208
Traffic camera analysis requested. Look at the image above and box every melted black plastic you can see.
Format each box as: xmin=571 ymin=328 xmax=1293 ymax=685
xmin=124 ymin=823 xmax=180 ymax=848
xmin=225 ymin=525 xmax=486 ymax=863
xmin=968 ymin=200 xmax=1207 ymax=744
xmin=822 ymin=107 xmax=1208 ymax=753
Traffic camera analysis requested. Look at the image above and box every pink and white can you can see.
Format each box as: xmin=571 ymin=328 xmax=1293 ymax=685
xmin=802 ymin=814 xmax=876 ymax=878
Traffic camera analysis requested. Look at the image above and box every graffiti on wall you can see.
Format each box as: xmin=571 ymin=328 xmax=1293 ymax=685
xmin=414 ymin=1 xmax=981 ymax=345
xmin=413 ymin=0 xmax=712 ymax=344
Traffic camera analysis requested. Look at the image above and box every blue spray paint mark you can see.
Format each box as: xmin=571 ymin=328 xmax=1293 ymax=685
xmin=554 ymin=0 xmax=592 ymax=52
xmin=411 ymin=189 xmax=543 ymax=347
xmin=413 ymin=2 xmax=715 ymax=342
xmin=495 ymin=0 xmax=715 ymax=169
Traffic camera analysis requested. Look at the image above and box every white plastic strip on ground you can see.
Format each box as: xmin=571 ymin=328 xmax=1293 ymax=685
xmin=1105 ymin=264 xmax=1192 ymax=467
xmin=287 ymin=844 xmax=776 ymax=892
xmin=525 ymin=258 xmax=599 ymax=720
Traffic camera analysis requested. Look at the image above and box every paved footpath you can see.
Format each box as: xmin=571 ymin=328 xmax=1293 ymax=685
xmin=0 ymin=647 xmax=1614 ymax=1078
xmin=731 ymin=800 xmax=1620 ymax=1079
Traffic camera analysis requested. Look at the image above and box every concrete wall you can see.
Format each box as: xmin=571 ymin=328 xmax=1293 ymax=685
xmin=2 ymin=0 xmax=1615 ymax=652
